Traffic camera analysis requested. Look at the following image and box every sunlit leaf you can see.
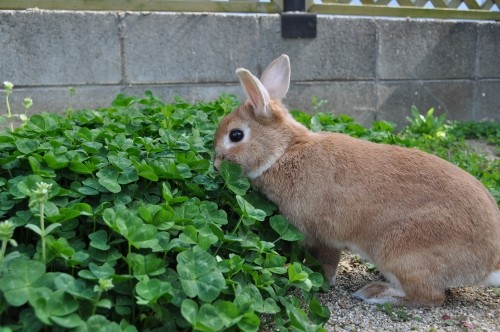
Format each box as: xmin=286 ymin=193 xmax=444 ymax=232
xmin=270 ymin=215 xmax=304 ymax=242
xmin=0 ymin=260 xmax=46 ymax=306
xmin=135 ymin=278 xmax=172 ymax=304
xmin=236 ymin=195 xmax=266 ymax=221
xmin=97 ymin=166 xmax=121 ymax=193
xmin=177 ymin=247 xmax=225 ymax=302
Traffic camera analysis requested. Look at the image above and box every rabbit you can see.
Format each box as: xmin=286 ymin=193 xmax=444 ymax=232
xmin=213 ymin=54 xmax=500 ymax=307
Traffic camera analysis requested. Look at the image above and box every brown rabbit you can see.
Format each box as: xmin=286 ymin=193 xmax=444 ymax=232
xmin=213 ymin=54 xmax=500 ymax=307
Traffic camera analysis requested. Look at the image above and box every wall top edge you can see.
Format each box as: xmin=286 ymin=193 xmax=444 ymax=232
xmin=0 ymin=9 xmax=498 ymax=24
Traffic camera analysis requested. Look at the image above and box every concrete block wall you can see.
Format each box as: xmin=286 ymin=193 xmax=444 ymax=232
xmin=1 ymin=9 xmax=498 ymax=126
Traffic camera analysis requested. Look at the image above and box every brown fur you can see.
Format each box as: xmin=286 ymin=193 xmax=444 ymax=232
xmin=214 ymin=55 xmax=500 ymax=307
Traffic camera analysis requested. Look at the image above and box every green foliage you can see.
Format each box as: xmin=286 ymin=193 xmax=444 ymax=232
xmin=0 ymin=92 xmax=329 ymax=331
xmin=290 ymin=109 xmax=398 ymax=144
xmin=0 ymin=92 xmax=498 ymax=331
xmin=401 ymin=107 xmax=500 ymax=204
xmin=449 ymin=120 xmax=500 ymax=145
xmin=405 ymin=106 xmax=447 ymax=138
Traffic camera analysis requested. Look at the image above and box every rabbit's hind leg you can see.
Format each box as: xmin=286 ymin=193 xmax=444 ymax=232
xmin=398 ymin=276 xmax=447 ymax=307
xmin=353 ymin=280 xmax=446 ymax=307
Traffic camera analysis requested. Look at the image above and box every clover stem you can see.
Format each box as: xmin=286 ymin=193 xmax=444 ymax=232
xmin=5 ymin=94 xmax=11 ymax=118
xmin=0 ymin=240 xmax=7 ymax=265
xmin=214 ymin=214 xmax=244 ymax=256
xmin=92 ymin=291 xmax=102 ymax=316
xmin=5 ymin=94 xmax=13 ymax=131
xmin=231 ymin=215 xmax=244 ymax=235
xmin=128 ymin=242 xmax=132 ymax=275
xmin=216 ymin=183 xmax=227 ymax=205
xmin=40 ymin=201 xmax=46 ymax=264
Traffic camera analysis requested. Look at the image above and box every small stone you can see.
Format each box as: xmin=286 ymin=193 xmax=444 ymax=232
xmin=462 ymin=322 xmax=474 ymax=329
xmin=442 ymin=314 xmax=452 ymax=320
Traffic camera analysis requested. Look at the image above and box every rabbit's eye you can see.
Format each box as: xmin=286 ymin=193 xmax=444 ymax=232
xmin=229 ymin=129 xmax=244 ymax=142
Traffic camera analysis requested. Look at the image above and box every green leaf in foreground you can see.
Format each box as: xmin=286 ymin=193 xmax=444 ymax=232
xmin=0 ymin=260 xmax=46 ymax=306
xmin=236 ymin=195 xmax=266 ymax=222
xmin=309 ymin=297 xmax=331 ymax=325
xmin=135 ymin=278 xmax=172 ymax=305
xmin=29 ymin=288 xmax=82 ymax=327
xmin=286 ymin=300 xmax=326 ymax=332
xmin=219 ymin=160 xmax=250 ymax=195
xmin=177 ymin=246 xmax=225 ymax=302
xmin=270 ymin=215 xmax=304 ymax=241
xmin=96 ymin=166 xmax=122 ymax=193
xmin=103 ymin=207 xmax=158 ymax=249
xmin=181 ymin=299 xmax=225 ymax=332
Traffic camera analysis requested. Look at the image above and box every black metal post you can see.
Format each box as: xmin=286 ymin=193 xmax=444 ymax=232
xmin=281 ymin=0 xmax=317 ymax=39
xmin=284 ymin=0 xmax=306 ymax=12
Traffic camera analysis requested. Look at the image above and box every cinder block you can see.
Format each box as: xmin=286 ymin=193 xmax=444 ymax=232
xmin=286 ymin=81 xmax=376 ymax=126
xmin=377 ymin=20 xmax=477 ymax=80
xmin=0 ymin=10 xmax=121 ymax=85
xmin=123 ymin=81 xmax=377 ymax=126
xmin=123 ymin=12 xmax=260 ymax=84
xmin=1 ymin=85 xmax=122 ymax=117
xmin=478 ymin=23 xmax=500 ymax=79
xmin=122 ymin=83 xmax=244 ymax=105
xmin=259 ymin=15 xmax=377 ymax=80
xmin=0 ymin=10 xmax=496 ymax=127
xmin=475 ymin=80 xmax=500 ymax=121
xmin=377 ymin=80 xmax=474 ymax=126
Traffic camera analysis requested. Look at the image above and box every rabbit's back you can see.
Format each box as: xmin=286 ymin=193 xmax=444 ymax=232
xmin=253 ymin=132 xmax=500 ymax=281
xmin=255 ymin=131 xmax=497 ymax=220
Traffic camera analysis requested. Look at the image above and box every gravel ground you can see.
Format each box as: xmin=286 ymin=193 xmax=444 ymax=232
xmin=319 ymin=252 xmax=500 ymax=332
xmin=466 ymin=139 xmax=498 ymax=162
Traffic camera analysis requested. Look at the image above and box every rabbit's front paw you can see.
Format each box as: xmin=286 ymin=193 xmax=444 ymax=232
xmin=353 ymin=281 xmax=405 ymax=305
xmin=324 ymin=263 xmax=339 ymax=286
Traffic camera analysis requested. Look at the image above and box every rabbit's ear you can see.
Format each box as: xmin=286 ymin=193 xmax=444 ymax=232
xmin=236 ymin=68 xmax=271 ymax=118
xmin=260 ymin=54 xmax=290 ymax=100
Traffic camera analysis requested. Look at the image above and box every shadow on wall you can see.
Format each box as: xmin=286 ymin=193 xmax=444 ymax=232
xmin=378 ymin=21 xmax=500 ymax=125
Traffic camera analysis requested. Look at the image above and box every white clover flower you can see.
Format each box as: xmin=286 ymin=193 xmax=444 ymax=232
xmin=0 ymin=220 xmax=15 ymax=242
xmin=95 ymin=278 xmax=114 ymax=292
xmin=3 ymin=81 xmax=13 ymax=90
xmin=23 ymin=97 xmax=33 ymax=110
xmin=32 ymin=182 xmax=53 ymax=204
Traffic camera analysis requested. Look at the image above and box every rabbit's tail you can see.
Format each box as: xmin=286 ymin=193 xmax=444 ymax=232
xmin=484 ymin=258 xmax=500 ymax=286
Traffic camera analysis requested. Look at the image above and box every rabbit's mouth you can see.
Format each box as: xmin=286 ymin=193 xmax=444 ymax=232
xmin=213 ymin=154 xmax=224 ymax=171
